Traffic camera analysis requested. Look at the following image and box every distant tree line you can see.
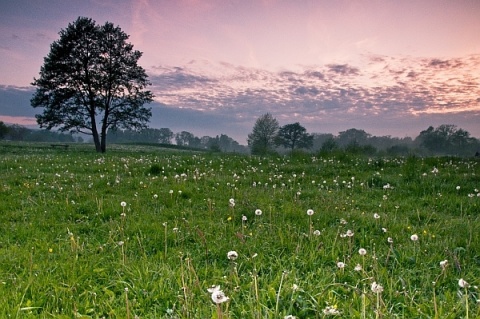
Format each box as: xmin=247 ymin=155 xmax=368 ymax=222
xmin=247 ymin=114 xmax=480 ymax=157
xmin=0 ymin=121 xmax=82 ymax=143
xmin=107 ymin=127 xmax=249 ymax=153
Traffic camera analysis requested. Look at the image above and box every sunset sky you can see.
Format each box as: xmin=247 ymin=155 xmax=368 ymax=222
xmin=1 ymin=0 xmax=479 ymax=143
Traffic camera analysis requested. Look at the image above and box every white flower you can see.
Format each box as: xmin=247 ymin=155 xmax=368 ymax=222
xmin=307 ymin=209 xmax=314 ymax=216
xmin=227 ymin=250 xmax=238 ymax=261
xmin=242 ymin=215 xmax=247 ymax=221
xmin=313 ymin=229 xmax=321 ymax=236
xmin=410 ymin=234 xmax=419 ymax=241
xmin=456 ymin=186 xmax=460 ymax=190
xmin=255 ymin=209 xmax=262 ymax=216
xmin=337 ymin=261 xmax=345 ymax=269
xmin=284 ymin=316 xmax=296 ymax=319
xmin=292 ymin=284 xmax=299 ymax=291
xmin=346 ymin=229 xmax=354 ymax=237
xmin=358 ymin=248 xmax=367 ymax=256
xmin=439 ymin=260 xmax=448 ymax=270
xmin=210 ymin=287 xmax=229 ymax=304
xmin=120 ymin=201 xmax=127 ymax=207
xmin=387 ymin=237 xmax=394 ymax=244
xmin=458 ymin=278 xmax=469 ymax=288
xmin=207 ymin=285 xmax=220 ymax=293
xmin=354 ymin=264 xmax=363 ymax=271
xmin=323 ymin=305 xmax=340 ymax=315
xmin=371 ymin=282 xmax=384 ymax=293
xmin=373 ymin=213 xmax=380 ymax=219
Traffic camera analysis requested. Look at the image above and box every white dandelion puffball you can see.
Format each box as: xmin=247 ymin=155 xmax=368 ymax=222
xmin=307 ymin=209 xmax=314 ymax=216
xmin=358 ymin=248 xmax=367 ymax=256
xmin=371 ymin=282 xmax=384 ymax=293
xmin=337 ymin=261 xmax=345 ymax=269
xmin=120 ymin=201 xmax=127 ymax=207
xmin=410 ymin=234 xmax=419 ymax=241
xmin=255 ymin=209 xmax=262 ymax=216
xmin=439 ymin=260 xmax=448 ymax=269
xmin=211 ymin=289 xmax=229 ymax=304
xmin=458 ymin=278 xmax=469 ymax=288
xmin=227 ymin=250 xmax=238 ymax=261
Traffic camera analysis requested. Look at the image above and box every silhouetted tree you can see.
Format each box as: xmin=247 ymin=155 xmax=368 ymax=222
xmin=337 ymin=128 xmax=370 ymax=147
xmin=416 ymin=124 xmax=478 ymax=155
xmin=275 ymin=122 xmax=313 ymax=150
xmin=247 ymin=113 xmax=279 ymax=155
xmin=31 ymin=17 xmax=153 ymax=153
xmin=0 ymin=121 xmax=9 ymax=139
xmin=158 ymin=128 xmax=174 ymax=144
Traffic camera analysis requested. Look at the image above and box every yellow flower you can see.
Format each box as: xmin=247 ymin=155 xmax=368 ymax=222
xmin=227 ymin=216 xmax=232 ymax=221
xmin=48 ymin=248 xmax=53 ymax=253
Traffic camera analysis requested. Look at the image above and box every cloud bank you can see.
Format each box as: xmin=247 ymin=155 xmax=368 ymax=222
xmin=1 ymin=54 xmax=479 ymax=143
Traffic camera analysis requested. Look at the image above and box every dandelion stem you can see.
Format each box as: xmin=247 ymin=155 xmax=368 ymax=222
xmin=275 ymin=271 xmax=287 ymax=316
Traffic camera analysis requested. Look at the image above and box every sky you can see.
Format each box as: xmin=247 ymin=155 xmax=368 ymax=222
xmin=1 ymin=0 xmax=480 ymax=144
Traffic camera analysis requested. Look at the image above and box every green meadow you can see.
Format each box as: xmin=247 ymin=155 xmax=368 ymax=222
xmin=0 ymin=142 xmax=479 ymax=318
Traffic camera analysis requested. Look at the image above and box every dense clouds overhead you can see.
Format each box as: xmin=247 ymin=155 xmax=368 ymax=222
xmin=1 ymin=1 xmax=479 ymax=142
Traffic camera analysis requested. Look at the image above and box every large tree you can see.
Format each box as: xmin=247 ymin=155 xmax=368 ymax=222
xmin=275 ymin=122 xmax=313 ymax=151
xmin=31 ymin=17 xmax=154 ymax=152
xmin=247 ymin=113 xmax=279 ymax=155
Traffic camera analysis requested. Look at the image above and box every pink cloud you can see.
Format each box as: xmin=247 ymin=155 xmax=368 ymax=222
xmin=0 ymin=115 xmax=37 ymax=126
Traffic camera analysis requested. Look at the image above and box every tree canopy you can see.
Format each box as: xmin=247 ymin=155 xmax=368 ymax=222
xmin=275 ymin=122 xmax=313 ymax=150
xmin=31 ymin=17 xmax=153 ymax=152
xmin=247 ymin=113 xmax=279 ymax=155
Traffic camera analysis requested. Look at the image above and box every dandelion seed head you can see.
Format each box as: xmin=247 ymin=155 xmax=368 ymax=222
xmin=227 ymin=250 xmax=238 ymax=261
xmin=211 ymin=289 xmax=229 ymax=304
xmin=371 ymin=282 xmax=384 ymax=293
xmin=459 ymin=278 xmax=469 ymax=288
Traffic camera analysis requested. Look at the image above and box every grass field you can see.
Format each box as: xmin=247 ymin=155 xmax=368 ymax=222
xmin=0 ymin=142 xmax=479 ymax=318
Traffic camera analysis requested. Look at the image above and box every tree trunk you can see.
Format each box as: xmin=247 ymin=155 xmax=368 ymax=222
xmin=91 ymin=118 xmax=102 ymax=152
xmin=100 ymin=130 xmax=107 ymax=153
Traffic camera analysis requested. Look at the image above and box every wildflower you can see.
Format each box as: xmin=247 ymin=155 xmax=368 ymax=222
xmin=229 ymin=198 xmax=235 ymax=207
xmin=373 ymin=213 xmax=380 ymax=219
xmin=458 ymin=278 xmax=469 ymax=288
xmin=387 ymin=237 xmax=393 ymax=244
xmin=354 ymin=264 xmax=362 ymax=271
xmin=120 ymin=201 xmax=127 ymax=207
xmin=227 ymin=251 xmax=238 ymax=261
xmin=337 ymin=261 xmax=345 ymax=269
xmin=346 ymin=229 xmax=354 ymax=237
xmin=153 ymin=194 xmax=158 ymax=199
xmin=410 ymin=234 xmax=419 ymax=241
xmin=456 ymin=186 xmax=460 ymax=190
xmin=323 ymin=305 xmax=340 ymax=315
xmin=307 ymin=209 xmax=314 ymax=216
xmin=358 ymin=248 xmax=367 ymax=256
xmin=292 ymin=284 xmax=299 ymax=291
xmin=371 ymin=282 xmax=384 ymax=293
xmin=242 ymin=215 xmax=247 ymax=221
xmin=255 ymin=209 xmax=262 ymax=216
xmin=313 ymin=229 xmax=321 ymax=236
xmin=284 ymin=316 xmax=297 ymax=319
xmin=439 ymin=260 xmax=448 ymax=270
xmin=208 ymin=286 xmax=229 ymax=304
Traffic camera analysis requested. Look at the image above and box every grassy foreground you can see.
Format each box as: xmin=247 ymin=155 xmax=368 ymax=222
xmin=0 ymin=143 xmax=479 ymax=318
